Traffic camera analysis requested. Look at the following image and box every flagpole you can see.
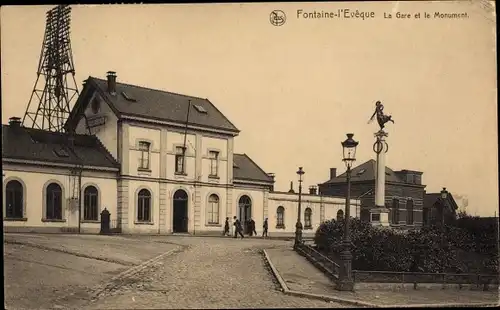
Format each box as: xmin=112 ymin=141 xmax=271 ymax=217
xmin=182 ymin=100 xmax=192 ymax=170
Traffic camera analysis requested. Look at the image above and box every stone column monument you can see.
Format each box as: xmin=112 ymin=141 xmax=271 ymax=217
xmin=367 ymin=101 xmax=393 ymax=227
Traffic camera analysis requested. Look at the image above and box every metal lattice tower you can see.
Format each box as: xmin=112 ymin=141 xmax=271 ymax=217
xmin=22 ymin=5 xmax=79 ymax=132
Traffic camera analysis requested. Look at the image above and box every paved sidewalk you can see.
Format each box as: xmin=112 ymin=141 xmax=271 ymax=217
xmin=265 ymin=247 xmax=500 ymax=307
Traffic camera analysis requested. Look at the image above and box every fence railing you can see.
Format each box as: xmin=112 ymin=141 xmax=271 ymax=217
xmin=352 ymin=270 xmax=499 ymax=285
xmin=296 ymin=242 xmax=340 ymax=277
xmin=295 ymin=243 xmax=499 ymax=288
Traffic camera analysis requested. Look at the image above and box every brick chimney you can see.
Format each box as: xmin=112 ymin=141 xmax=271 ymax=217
xmin=8 ymin=117 xmax=21 ymax=128
xmin=267 ymin=173 xmax=275 ymax=192
xmin=330 ymin=168 xmax=337 ymax=179
xmin=288 ymin=181 xmax=295 ymax=193
xmin=309 ymin=185 xmax=317 ymax=195
xmin=106 ymin=71 xmax=117 ymax=95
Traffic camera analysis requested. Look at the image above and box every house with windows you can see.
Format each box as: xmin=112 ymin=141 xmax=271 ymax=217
xmin=2 ymin=118 xmax=120 ymax=233
xmin=318 ymin=159 xmax=426 ymax=229
xmin=423 ymin=189 xmax=459 ymax=227
xmin=3 ymin=71 xmax=357 ymax=235
xmin=267 ymin=184 xmax=358 ymax=237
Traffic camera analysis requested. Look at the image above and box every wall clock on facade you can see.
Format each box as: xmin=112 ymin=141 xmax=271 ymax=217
xmin=91 ymin=96 xmax=101 ymax=114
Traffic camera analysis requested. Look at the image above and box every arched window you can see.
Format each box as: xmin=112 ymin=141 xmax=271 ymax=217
xmin=5 ymin=180 xmax=23 ymax=219
xmin=406 ymin=199 xmax=414 ymax=224
xmin=137 ymin=189 xmax=152 ymax=222
xmin=46 ymin=183 xmax=62 ymax=220
xmin=304 ymin=208 xmax=312 ymax=228
xmin=207 ymin=194 xmax=220 ymax=224
xmin=336 ymin=209 xmax=344 ymax=221
xmin=276 ymin=206 xmax=285 ymax=228
xmin=392 ymin=198 xmax=400 ymax=224
xmin=83 ymin=186 xmax=99 ymax=221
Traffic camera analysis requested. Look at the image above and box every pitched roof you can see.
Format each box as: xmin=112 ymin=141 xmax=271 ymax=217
xmin=321 ymin=159 xmax=403 ymax=184
xmin=233 ymin=153 xmax=274 ymax=183
xmin=2 ymin=124 xmax=120 ymax=169
xmin=69 ymin=77 xmax=239 ymax=134
xmin=424 ymin=192 xmax=458 ymax=212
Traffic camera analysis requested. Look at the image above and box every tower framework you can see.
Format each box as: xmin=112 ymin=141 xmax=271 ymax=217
xmin=22 ymin=5 xmax=79 ymax=132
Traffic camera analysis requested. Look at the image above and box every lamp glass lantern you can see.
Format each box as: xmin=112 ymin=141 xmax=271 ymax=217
xmin=297 ymin=167 xmax=305 ymax=179
xmin=341 ymin=133 xmax=359 ymax=168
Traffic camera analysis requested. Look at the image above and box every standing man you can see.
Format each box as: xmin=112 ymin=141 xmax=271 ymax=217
xmin=233 ymin=216 xmax=244 ymax=239
xmin=223 ymin=217 xmax=230 ymax=236
xmin=249 ymin=218 xmax=257 ymax=236
xmin=262 ymin=218 xmax=268 ymax=238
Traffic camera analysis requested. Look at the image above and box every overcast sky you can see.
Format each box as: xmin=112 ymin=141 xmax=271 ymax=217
xmin=1 ymin=2 xmax=497 ymax=216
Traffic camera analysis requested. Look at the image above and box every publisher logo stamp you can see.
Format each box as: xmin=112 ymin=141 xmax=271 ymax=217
xmin=270 ymin=10 xmax=286 ymax=26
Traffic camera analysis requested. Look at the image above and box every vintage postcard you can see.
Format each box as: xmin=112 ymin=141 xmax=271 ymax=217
xmin=1 ymin=2 xmax=498 ymax=309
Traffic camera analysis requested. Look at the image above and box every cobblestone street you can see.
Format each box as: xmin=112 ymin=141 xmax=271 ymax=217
xmin=4 ymin=234 xmax=346 ymax=309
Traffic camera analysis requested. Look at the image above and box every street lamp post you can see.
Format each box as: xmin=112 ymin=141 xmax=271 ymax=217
xmin=294 ymin=167 xmax=305 ymax=249
xmin=440 ymin=187 xmax=448 ymax=227
xmin=337 ymin=133 xmax=359 ymax=291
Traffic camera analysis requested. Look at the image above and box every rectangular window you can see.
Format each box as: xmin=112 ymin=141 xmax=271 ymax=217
xmin=209 ymin=151 xmax=219 ymax=177
xmin=392 ymin=198 xmax=400 ymax=224
xmin=175 ymin=146 xmax=185 ymax=174
xmin=414 ymin=175 xmax=422 ymax=185
xmin=139 ymin=141 xmax=151 ymax=170
xmin=406 ymin=199 xmax=414 ymax=225
xmin=407 ymin=174 xmax=414 ymax=184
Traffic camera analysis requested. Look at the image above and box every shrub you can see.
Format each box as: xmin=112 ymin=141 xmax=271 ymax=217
xmin=314 ymin=218 xmax=497 ymax=274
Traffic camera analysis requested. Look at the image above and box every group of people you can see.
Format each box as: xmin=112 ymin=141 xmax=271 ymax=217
xmin=223 ymin=216 xmax=268 ymax=239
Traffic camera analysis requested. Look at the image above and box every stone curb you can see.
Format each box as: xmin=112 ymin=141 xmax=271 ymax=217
xmin=262 ymin=249 xmax=290 ymax=291
xmin=5 ymin=231 xmax=298 ymax=241
xmin=88 ymin=245 xmax=188 ymax=300
xmin=164 ymin=234 xmax=296 ymax=241
xmin=262 ymin=249 xmax=378 ymax=308
xmin=382 ymin=303 xmax=499 ymax=308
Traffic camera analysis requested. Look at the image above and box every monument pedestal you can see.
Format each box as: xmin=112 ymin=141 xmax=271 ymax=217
xmin=369 ymin=207 xmax=390 ymax=227
xmin=370 ymin=129 xmax=390 ymax=227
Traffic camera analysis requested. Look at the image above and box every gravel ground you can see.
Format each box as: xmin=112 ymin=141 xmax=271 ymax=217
xmin=82 ymin=236 xmax=349 ymax=309
xmin=4 ymin=243 xmax=127 ymax=309
xmin=3 ymin=233 xmax=184 ymax=310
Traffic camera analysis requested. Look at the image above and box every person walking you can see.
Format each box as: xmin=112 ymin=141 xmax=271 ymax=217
xmin=250 ymin=218 xmax=257 ymax=236
xmin=262 ymin=218 xmax=268 ymax=238
xmin=233 ymin=216 xmax=244 ymax=239
xmin=223 ymin=217 xmax=230 ymax=236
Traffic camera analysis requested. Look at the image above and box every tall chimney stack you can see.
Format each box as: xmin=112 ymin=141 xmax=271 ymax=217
xmin=330 ymin=168 xmax=337 ymax=179
xmin=106 ymin=71 xmax=117 ymax=95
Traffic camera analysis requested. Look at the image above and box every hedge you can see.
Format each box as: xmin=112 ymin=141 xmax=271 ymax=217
xmin=314 ymin=218 xmax=499 ymax=274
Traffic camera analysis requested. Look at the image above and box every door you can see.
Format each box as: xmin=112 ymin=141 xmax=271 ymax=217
xmin=238 ymin=195 xmax=252 ymax=234
xmin=173 ymin=189 xmax=188 ymax=233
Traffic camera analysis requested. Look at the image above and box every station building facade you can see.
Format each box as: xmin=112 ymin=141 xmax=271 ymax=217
xmin=3 ymin=72 xmax=357 ymax=236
